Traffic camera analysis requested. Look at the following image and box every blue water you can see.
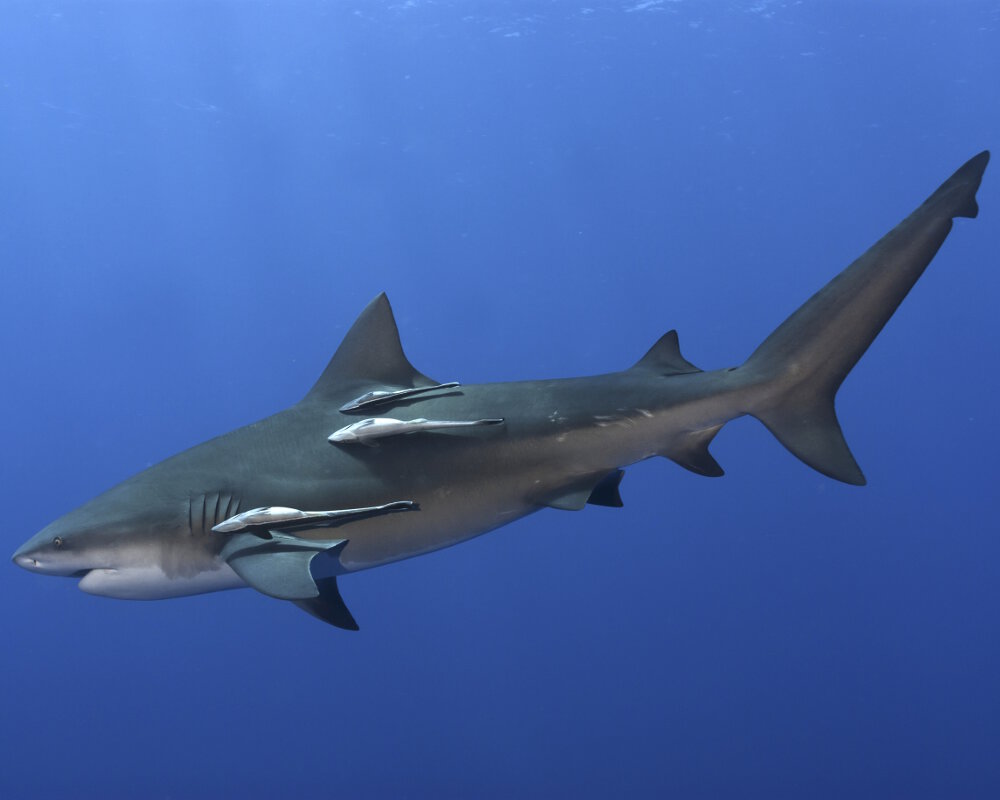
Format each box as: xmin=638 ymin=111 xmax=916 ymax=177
xmin=2 ymin=2 xmax=998 ymax=797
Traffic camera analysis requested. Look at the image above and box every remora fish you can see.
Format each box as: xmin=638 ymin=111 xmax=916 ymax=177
xmin=11 ymin=152 xmax=989 ymax=630
xmin=328 ymin=416 xmax=506 ymax=445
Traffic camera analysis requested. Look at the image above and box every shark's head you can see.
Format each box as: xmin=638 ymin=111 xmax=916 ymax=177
xmin=13 ymin=518 xmax=94 ymax=577
xmin=12 ymin=475 xmax=241 ymax=600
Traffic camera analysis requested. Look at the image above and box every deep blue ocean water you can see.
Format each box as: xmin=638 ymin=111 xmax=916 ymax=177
xmin=1 ymin=2 xmax=997 ymax=798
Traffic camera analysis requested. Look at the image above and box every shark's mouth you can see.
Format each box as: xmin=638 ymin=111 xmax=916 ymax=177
xmin=11 ymin=555 xmax=102 ymax=578
xmin=77 ymin=568 xmax=119 ymax=596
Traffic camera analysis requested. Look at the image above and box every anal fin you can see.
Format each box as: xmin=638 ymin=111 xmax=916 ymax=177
xmin=661 ymin=425 xmax=725 ymax=477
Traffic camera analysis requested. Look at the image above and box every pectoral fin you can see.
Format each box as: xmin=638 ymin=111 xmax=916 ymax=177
xmin=293 ymin=577 xmax=359 ymax=631
xmin=220 ymin=532 xmax=348 ymax=600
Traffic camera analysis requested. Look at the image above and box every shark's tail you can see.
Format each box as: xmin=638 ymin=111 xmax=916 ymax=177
xmin=739 ymin=151 xmax=989 ymax=485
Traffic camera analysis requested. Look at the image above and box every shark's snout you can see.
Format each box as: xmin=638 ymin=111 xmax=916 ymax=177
xmin=12 ymin=537 xmax=45 ymax=571
xmin=11 ymin=536 xmax=82 ymax=577
xmin=12 ymin=549 xmax=39 ymax=570
xmin=12 ymin=514 xmax=108 ymax=578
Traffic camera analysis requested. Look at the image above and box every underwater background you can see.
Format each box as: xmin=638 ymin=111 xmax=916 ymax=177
xmin=1 ymin=2 xmax=998 ymax=798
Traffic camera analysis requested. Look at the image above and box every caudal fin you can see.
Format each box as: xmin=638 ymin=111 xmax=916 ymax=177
xmin=742 ymin=151 xmax=989 ymax=485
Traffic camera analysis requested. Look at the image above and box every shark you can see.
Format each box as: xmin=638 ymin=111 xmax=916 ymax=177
xmin=12 ymin=151 xmax=989 ymax=630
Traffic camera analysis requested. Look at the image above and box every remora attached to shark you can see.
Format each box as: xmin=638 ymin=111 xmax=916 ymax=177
xmin=12 ymin=152 xmax=990 ymax=630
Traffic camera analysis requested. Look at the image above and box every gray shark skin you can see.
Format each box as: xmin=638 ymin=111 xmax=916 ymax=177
xmin=12 ymin=152 xmax=989 ymax=630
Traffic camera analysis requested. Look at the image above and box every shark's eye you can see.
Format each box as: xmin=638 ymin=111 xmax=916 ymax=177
xmin=53 ymin=536 xmax=64 ymax=549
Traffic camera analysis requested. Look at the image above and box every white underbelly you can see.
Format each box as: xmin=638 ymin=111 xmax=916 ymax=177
xmin=77 ymin=561 xmax=246 ymax=600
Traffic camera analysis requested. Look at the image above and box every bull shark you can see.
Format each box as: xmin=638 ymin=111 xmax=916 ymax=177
xmin=12 ymin=151 xmax=989 ymax=630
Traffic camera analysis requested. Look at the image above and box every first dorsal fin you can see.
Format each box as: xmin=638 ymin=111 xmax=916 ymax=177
xmin=631 ymin=330 xmax=701 ymax=375
xmin=302 ymin=293 xmax=437 ymax=403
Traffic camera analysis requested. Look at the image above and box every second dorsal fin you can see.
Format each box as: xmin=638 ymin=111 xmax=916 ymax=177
xmin=631 ymin=330 xmax=701 ymax=375
xmin=302 ymin=294 xmax=437 ymax=403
